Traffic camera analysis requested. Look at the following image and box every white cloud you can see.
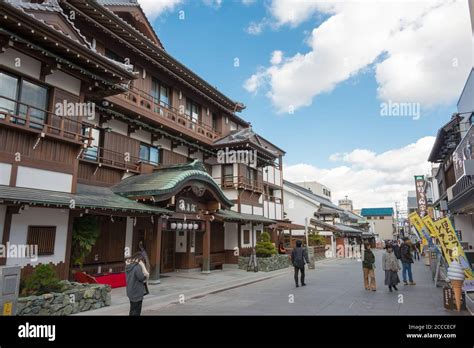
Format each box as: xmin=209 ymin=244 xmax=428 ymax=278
xmin=245 ymin=0 xmax=472 ymax=113
xmin=137 ymin=0 xmax=183 ymax=20
xmin=284 ymin=136 xmax=436 ymax=210
xmin=242 ymin=0 xmax=256 ymax=5
xmin=246 ymin=20 xmax=266 ymax=35
xmin=203 ymin=0 xmax=222 ymax=9
xmin=270 ymin=50 xmax=283 ymax=65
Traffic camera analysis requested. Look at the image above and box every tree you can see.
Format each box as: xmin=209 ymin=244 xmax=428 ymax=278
xmin=255 ymin=231 xmax=277 ymax=257
xmin=71 ymin=216 xmax=100 ymax=268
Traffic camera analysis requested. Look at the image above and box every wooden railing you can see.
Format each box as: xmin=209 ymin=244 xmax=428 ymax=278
xmin=452 ymin=175 xmax=474 ymax=197
xmin=0 ymin=95 xmax=90 ymax=145
xmin=116 ymin=86 xmax=221 ymax=141
xmin=216 ymin=175 xmax=263 ymax=193
xmin=79 ymin=145 xmax=144 ymax=173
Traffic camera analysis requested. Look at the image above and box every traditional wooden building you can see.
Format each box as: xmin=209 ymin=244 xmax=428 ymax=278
xmin=0 ymin=0 xmax=284 ymax=283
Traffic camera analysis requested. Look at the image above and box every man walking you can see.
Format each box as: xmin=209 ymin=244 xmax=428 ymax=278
xmin=362 ymin=243 xmax=376 ymax=291
xmin=401 ymin=237 xmax=416 ymax=285
xmin=392 ymin=240 xmax=402 ymax=260
xmin=291 ymin=240 xmax=310 ymax=287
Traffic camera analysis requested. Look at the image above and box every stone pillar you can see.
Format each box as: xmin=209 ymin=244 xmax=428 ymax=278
xmin=202 ymin=218 xmax=211 ymax=274
xmin=149 ymin=217 xmax=162 ymax=284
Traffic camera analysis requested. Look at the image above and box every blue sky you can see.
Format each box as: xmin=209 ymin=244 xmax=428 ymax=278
xmin=140 ymin=0 xmax=472 ymax=208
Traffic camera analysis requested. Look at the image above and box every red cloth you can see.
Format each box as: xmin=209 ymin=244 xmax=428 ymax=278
xmin=94 ymin=273 xmax=126 ymax=288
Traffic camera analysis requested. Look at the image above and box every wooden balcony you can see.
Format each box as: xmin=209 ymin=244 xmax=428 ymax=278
xmin=263 ymin=195 xmax=282 ymax=204
xmin=107 ymin=86 xmax=221 ymax=144
xmin=0 ymin=95 xmax=90 ymax=145
xmin=217 ymin=175 xmax=264 ymax=194
xmin=79 ymin=146 xmax=145 ymax=173
xmin=452 ymin=175 xmax=474 ymax=197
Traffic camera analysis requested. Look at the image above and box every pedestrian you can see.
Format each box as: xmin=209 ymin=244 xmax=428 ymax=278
xmin=382 ymin=245 xmax=400 ymax=292
xmin=413 ymin=240 xmax=421 ymax=261
xmin=392 ymin=240 xmax=401 ymax=260
xmin=400 ymin=237 xmax=416 ymax=285
xmin=362 ymin=243 xmax=376 ymax=291
xmin=125 ymin=252 xmax=149 ymax=316
xmin=291 ymin=240 xmax=309 ymax=287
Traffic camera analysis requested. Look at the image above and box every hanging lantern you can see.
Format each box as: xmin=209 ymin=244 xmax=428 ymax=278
xmin=193 ymin=223 xmax=199 ymax=230
xmin=177 ymin=223 xmax=183 ymax=229
xmin=183 ymin=223 xmax=188 ymax=230
xmin=170 ymin=222 xmax=177 ymax=229
xmin=188 ymin=223 xmax=193 ymax=230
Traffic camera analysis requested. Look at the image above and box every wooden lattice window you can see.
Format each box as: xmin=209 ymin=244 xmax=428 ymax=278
xmin=27 ymin=226 xmax=56 ymax=255
xmin=243 ymin=230 xmax=250 ymax=245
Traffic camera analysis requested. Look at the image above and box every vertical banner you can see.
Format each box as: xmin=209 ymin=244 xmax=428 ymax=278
xmin=408 ymin=212 xmax=431 ymax=243
xmin=432 ymin=217 xmax=474 ymax=280
xmin=414 ymin=175 xmax=427 ymax=217
xmin=422 ymin=215 xmax=438 ymax=238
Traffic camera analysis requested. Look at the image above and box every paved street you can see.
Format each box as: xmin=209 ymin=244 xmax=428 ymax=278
xmin=144 ymin=250 xmax=466 ymax=316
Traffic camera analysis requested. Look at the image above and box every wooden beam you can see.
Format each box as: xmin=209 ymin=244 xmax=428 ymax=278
xmin=63 ymin=210 xmax=77 ymax=280
xmin=149 ymin=217 xmax=162 ymax=283
xmin=0 ymin=206 xmax=19 ymax=266
xmin=202 ymin=218 xmax=211 ymax=273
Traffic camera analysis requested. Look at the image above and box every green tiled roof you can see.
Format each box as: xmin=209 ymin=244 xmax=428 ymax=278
xmin=112 ymin=160 xmax=233 ymax=207
xmin=0 ymin=184 xmax=171 ymax=214
xmin=214 ymin=209 xmax=276 ymax=225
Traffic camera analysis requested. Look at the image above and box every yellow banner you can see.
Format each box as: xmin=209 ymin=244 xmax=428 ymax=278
xmin=408 ymin=212 xmax=424 ymax=239
xmin=433 ymin=217 xmax=474 ymax=280
xmin=422 ymin=215 xmax=438 ymax=238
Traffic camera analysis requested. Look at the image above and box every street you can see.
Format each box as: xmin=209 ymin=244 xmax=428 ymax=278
xmin=145 ymin=250 xmax=465 ymax=316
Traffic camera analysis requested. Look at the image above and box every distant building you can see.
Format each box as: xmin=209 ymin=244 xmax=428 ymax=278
xmin=294 ymin=181 xmax=332 ymax=200
xmin=360 ymin=208 xmax=395 ymax=241
xmin=338 ymin=197 xmax=353 ymax=212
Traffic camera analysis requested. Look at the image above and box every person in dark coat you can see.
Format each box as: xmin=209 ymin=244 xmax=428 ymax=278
xmin=125 ymin=252 xmax=149 ymax=316
xmin=291 ymin=240 xmax=310 ymax=287
xmin=400 ymin=238 xmax=416 ymax=285
xmin=392 ymin=240 xmax=402 ymax=260
xmin=412 ymin=241 xmax=420 ymax=261
xmin=362 ymin=243 xmax=376 ymax=291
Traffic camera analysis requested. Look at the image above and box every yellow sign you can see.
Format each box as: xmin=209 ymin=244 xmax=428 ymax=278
xmin=422 ymin=215 xmax=438 ymax=238
xmin=409 ymin=212 xmax=427 ymax=240
xmin=433 ymin=217 xmax=474 ymax=280
xmin=3 ymin=302 xmax=12 ymax=316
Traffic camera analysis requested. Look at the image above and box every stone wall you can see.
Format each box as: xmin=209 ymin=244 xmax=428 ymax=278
xmin=17 ymin=281 xmax=111 ymax=316
xmin=238 ymin=254 xmax=291 ymax=272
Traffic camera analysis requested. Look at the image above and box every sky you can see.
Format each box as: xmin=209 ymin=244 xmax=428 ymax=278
xmin=137 ymin=0 xmax=473 ymax=211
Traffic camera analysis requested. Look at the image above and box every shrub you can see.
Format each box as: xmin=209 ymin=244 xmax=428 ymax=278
xmin=21 ymin=264 xmax=63 ymax=296
xmin=71 ymin=216 xmax=100 ymax=268
xmin=309 ymin=232 xmax=326 ymax=246
xmin=255 ymin=232 xmax=277 ymax=257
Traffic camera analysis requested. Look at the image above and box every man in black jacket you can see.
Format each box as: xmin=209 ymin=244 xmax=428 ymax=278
xmin=291 ymin=240 xmax=310 ymax=287
xmin=400 ymin=238 xmax=416 ymax=285
xmin=392 ymin=240 xmax=402 ymax=260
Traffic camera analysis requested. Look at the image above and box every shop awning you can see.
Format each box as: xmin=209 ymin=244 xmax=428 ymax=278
xmin=0 ymin=184 xmax=172 ymax=215
xmin=112 ymin=160 xmax=233 ymax=208
xmin=214 ymin=209 xmax=276 ymax=225
xmin=310 ymin=219 xmax=363 ymax=237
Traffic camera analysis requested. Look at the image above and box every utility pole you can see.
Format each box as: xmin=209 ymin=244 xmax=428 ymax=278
xmin=394 ymin=201 xmax=400 ymax=238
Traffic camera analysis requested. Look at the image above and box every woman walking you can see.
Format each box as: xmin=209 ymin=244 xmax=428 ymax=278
xmin=125 ymin=252 xmax=149 ymax=316
xmin=362 ymin=243 xmax=376 ymax=291
xmin=382 ymin=245 xmax=401 ymax=292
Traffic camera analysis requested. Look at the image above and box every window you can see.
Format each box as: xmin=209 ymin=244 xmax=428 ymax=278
xmin=139 ymin=144 xmax=160 ymax=165
xmin=246 ymin=167 xmax=257 ymax=184
xmin=185 ymin=98 xmax=200 ymax=123
xmin=243 ymin=230 xmax=250 ymax=245
xmin=223 ymin=164 xmax=233 ymax=187
xmin=105 ymin=49 xmax=124 ymax=63
xmin=0 ymin=71 xmax=48 ymax=127
xmin=212 ymin=112 xmax=219 ymax=131
xmin=151 ymin=78 xmax=170 ymax=108
xmin=27 ymin=226 xmax=56 ymax=255
xmin=82 ymin=127 xmax=101 ymax=160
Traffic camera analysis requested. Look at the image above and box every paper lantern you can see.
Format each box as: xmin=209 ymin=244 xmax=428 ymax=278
xmin=183 ymin=223 xmax=188 ymax=230
xmin=177 ymin=223 xmax=183 ymax=229
xmin=170 ymin=222 xmax=177 ymax=229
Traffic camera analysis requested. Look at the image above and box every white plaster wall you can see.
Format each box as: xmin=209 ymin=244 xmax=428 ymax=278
xmin=103 ymin=119 xmax=128 ymax=136
xmin=263 ymin=201 xmax=268 ymax=217
xmin=212 ymin=165 xmax=221 ymax=180
xmin=45 ymin=70 xmax=81 ymax=96
xmin=0 ymin=163 xmax=12 ymax=185
xmin=154 ymin=137 xmax=171 ymax=150
xmin=224 ymin=222 xmax=238 ymax=249
xmin=231 ymin=205 xmax=239 ymax=212
xmin=0 ymin=205 xmax=6 ymax=244
xmin=267 ymin=166 xmax=275 ymax=184
xmin=222 ymin=189 xmax=237 ymax=200
xmin=276 ymin=203 xmax=282 ymax=220
xmin=0 ymin=48 xmax=41 ymax=79
xmin=130 ymin=129 xmax=151 ymax=144
xmin=263 ymin=166 xmax=268 ymax=182
xmin=174 ymin=145 xmax=188 ymax=157
xmin=125 ymin=217 xmax=134 ymax=257
xmin=283 ymin=190 xmax=317 ymax=229
xmin=274 ymin=168 xmax=281 ymax=186
xmin=190 ymin=151 xmax=203 ymax=161
xmin=372 ymin=218 xmax=395 ymax=241
xmin=7 ymin=208 xmax=69 ymax=266
xmin=268 ymin=202 xmax=276 ymax=219
xmin=241 ymin=204 xmax=252 ymax=215
xmin=16 ymin=166 xmax=72 ymax=193
xmin=454 ymin=215 xmax=474 ymax=247
xmin=253 ymin=206 xmax=263 ymax=216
